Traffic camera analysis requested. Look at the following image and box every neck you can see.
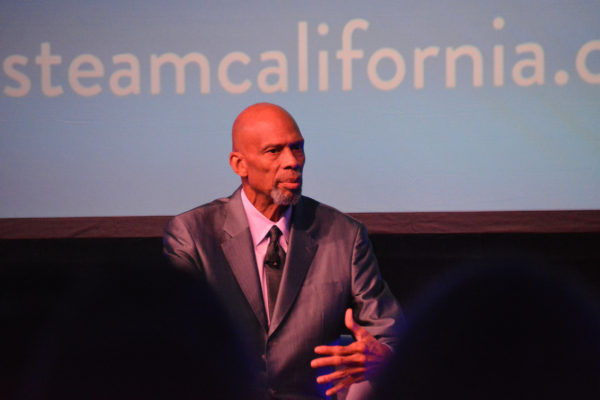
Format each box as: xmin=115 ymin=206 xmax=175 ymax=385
xmin=262 ymin=204 xmax=286 ymax=222
xmin=242 ymin=186 xmax=286 ymax=222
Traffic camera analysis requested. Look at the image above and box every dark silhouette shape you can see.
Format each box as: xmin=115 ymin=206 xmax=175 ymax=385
xmin=375 ymin=262 xmax=600 ymax=399
xmin=13 ymin=262 xmax=255 ymax=400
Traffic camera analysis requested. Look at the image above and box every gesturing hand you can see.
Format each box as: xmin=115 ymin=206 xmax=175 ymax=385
xmin=310 ymin=308 xmax=392 ymax=397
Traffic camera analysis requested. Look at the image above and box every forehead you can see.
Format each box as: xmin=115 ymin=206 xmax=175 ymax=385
xmin=242 ymin=110 xmax=303 ymax=148
xmin=255 ymin=120 xmax=302 ymax=142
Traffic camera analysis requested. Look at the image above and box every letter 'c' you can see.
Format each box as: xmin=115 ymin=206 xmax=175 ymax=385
xmin=218 ymin=52 xmax=251 ymax=94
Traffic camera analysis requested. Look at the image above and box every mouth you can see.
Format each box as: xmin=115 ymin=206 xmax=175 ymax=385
xmin=280 ymin=181 xmax=301 ymax=190
xmin=277 ymin=174 xmax=302 ymax=191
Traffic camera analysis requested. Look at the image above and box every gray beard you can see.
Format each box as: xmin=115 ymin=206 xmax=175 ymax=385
xmin=271 ymin=187 xmax=301 ymax=206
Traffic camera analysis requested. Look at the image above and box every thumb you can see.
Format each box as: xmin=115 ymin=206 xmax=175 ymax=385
xmin=345 ymin=308 xmax=369 ymax=341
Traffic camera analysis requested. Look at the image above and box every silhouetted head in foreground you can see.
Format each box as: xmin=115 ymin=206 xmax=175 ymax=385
xmin=375 ymin=263 xmax=600 ymax=399
xmin=17 ymin=263 xmax=255 ymax=400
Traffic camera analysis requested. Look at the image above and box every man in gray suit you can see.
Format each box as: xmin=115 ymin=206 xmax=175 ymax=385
xmin=163 ymin=103 xmax=402 ymax=399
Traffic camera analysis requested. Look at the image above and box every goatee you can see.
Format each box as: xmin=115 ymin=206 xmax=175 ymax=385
xmin=271 ymin=187 xmax=301 ymax=206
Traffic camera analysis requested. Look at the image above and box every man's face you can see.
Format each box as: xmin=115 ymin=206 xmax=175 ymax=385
xmin=237 ymin=110 xmax=305 ymax=208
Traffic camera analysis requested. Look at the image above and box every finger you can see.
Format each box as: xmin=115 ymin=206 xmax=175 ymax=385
xmin=345 ymin=308 xmax=373 ymax=341
xmin=316 ymin=366 xmax=366 ymax=384
xmin=314 ymin=341 xmax=366 ymax=356
xmin=344 ymin=308 xmax=355 ymax=330
xmin=314 ymin=344 xmax=345 ymax=355
xmin=311 ymin=355 xmax=345 ymax=368
xmin=311 ymin=352 xmax=368 ymax=369
xmin=325 ymin=375 xmax=362 ymax=397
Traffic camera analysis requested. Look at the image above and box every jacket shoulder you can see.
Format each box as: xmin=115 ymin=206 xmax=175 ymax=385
xmin=298 ymin=195 xmax=365 ymax=233
xmin=166 ymin=195 xmax=231 ymax=233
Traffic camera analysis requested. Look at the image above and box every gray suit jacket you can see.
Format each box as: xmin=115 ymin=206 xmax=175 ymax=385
xmin=163 ymin=188 xmax=402 ymax=399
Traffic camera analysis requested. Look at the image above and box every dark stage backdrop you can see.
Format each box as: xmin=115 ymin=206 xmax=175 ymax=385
xmin=3 ymin=233 xmax=600 ymax=305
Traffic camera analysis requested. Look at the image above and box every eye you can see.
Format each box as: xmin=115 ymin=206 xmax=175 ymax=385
xmin=290 ymin=142 xmax=304 ymax=151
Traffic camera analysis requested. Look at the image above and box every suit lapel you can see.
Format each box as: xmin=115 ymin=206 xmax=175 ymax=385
xmin=269 ymin=198 xmax=318 ymax=336
xmin=221 ymin=189 xmax=268 ymax=332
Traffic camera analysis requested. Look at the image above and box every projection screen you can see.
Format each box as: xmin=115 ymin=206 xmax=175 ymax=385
xmin=1 ymin=1 xmax=599 ymax=229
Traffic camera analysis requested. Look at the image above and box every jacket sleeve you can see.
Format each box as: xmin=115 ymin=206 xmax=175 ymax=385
xmin=350 ymin=223 xmax=404 ymax=350
xmin=162 ymin=216 xmax=202 ymax=274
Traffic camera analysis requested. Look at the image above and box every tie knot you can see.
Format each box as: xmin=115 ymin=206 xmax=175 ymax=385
xmin=267 ymin=225 xmax=282 ymax=242
xmin=264 ymin=226 xmax=285 ymax=270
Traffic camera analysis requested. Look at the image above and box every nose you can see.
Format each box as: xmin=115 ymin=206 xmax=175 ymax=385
xmin=281 ymin=146 xmax=304 ymax=169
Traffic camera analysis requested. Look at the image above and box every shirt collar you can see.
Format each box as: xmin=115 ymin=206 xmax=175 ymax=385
xmin=241 ymin=188 xmax=291 ymax=247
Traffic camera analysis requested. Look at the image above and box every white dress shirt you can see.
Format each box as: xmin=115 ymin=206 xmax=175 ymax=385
xmin=241 ymin=189 xmax=291 ymax=323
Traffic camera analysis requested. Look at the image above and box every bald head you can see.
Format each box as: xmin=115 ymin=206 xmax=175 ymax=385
xmin=232 ymin=103 xmax=300 ymax=152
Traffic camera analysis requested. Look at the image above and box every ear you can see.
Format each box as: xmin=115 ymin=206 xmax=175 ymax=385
xmin=229 ymin=151 xmax=247 ymax=178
